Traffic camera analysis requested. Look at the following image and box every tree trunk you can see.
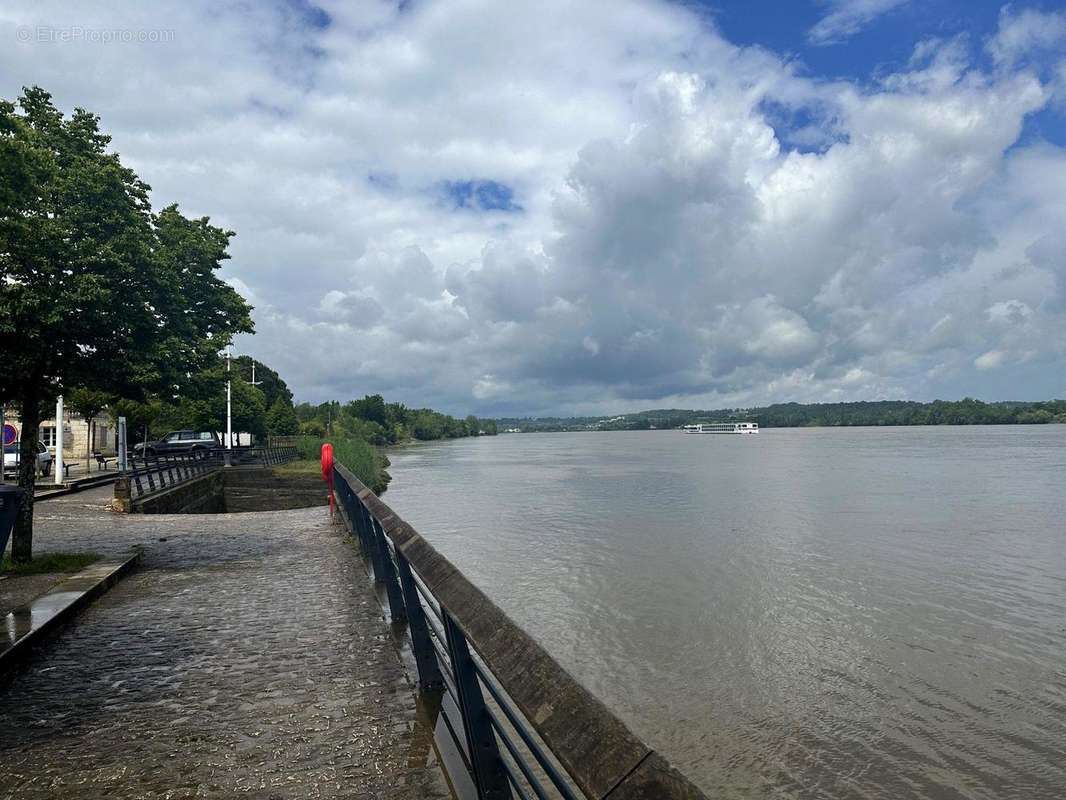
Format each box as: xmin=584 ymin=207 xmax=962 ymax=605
xmin=13 ymin=388 xmax=40 ymax=564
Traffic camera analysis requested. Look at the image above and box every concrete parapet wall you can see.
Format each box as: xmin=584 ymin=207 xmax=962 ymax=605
xmin=132 ymin=471 xmax=225 ymax=514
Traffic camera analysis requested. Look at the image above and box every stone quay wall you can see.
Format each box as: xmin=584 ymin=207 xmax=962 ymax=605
xmin=131 ymin=471 xmax=226 ymax=514
xmin=222 ymin=468 xmax=327 ymax=513
xmin=126 ymin=467 xmax=327 ymax=514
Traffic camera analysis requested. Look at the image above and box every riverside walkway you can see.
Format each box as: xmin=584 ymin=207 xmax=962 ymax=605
xmin=0 ymin=486 xmax=451 ymax=799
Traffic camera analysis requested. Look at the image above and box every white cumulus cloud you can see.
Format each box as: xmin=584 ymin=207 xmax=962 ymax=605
xmin=2 ymin=0 xmax=1065 ymax=413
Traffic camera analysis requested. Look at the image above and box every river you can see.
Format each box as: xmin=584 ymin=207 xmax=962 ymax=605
xmin=386 ymin=426 xmax=1066 ymax=799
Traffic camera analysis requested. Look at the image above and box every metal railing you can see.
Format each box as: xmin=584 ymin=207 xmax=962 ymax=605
xmin=237 ymin=444 xmax=298 ymax=466
xmin=126 ymin=450 xmax=222 ymax=499
xmin=332 ymin=463 xmax=710 ymax=800
xmin=121 ymin=445 xmax=297 ymax=500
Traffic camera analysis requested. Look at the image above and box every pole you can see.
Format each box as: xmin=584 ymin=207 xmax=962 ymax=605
xmin=226 ymin=348 xmax=232 ymax=451
xmin=55 ymin=395 xmax=64 ymax=484
xmin=117 ymin=416 xmax=127 ymax=474
xmin=1 ymin=404 xmax=5 ymax=485
xmin=225 ymin=347 xmax=233 ymax=466
xmin=246 ymin=359 xmax=262 ymax=445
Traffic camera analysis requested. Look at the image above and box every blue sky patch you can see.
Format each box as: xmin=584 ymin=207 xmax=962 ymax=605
xmin=284 ymin=0 xmax=332 ymax=30
xmin=677 ymin=0 xmax=1066 ymax=146
xmin=443 ymin=180 xmax=523 ymax=212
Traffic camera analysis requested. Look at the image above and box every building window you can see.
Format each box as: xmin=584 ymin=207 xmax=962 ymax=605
xmin=40 ymin=426 xmax=57 ymax=447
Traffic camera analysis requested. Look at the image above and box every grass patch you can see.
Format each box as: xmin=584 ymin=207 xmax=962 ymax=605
xmin=272 ymin=459 xmax=322 ymax=476
xmin=295 ymin=435 xmax=391 ymax=494
xmin=1 ymin=552 xmax=101 ymax=576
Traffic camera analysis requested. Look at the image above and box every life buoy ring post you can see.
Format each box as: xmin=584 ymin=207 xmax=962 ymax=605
xmin=321 ymin=443 xmax=335 ymax=514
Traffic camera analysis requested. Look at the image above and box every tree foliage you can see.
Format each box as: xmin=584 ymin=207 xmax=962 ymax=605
xmin=234 ymin=355 xmax=292 ymax=409
xmin=266 ymin=397 xmax=299 ymax=436
xmin=0 ymin=87 xmax=252 ymax=561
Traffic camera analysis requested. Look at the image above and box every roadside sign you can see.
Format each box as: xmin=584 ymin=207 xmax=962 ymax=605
xmin=2 ymin=424 xmax=15 ymax=447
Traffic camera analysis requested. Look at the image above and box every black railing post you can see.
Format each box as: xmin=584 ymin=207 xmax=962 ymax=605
xmin=359 ymin=504 xmax=387 ymax=578
xmin=372 ymin=518 xmax=407 ymax=623
xmin=350 ymin=497 xmax=371 ymax=552
xmin=132 ymin=457 xmax=144 ymax=496
xmin=443 ymin=611 xmax=512 ymax=800
xmin=395 ymin=550 xmax=443 ymax=691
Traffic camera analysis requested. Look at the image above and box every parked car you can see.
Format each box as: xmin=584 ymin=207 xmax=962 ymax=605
xmin=133 ymin=430 xmax=221 ymax=457
xmin=2 ymin=441 xmax=54 ymax=477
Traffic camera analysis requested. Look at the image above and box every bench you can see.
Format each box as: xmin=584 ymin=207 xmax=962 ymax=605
xmin=94 ymin=452 xmax=117 ymax=471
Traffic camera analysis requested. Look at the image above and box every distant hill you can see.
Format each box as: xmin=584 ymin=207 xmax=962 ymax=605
xmin=493 ymin=399 xmax=1066 ymax=432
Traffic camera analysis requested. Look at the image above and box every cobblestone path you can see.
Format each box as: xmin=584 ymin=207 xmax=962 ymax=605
xmin=0 ymin=487 xmax=452 ymax=799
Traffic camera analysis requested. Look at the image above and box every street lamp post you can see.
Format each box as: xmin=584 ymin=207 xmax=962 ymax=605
xmin=225 ymin=347 xmax=233 ymax=466
xmin=55 ymin=395 xmax=64 ymax=485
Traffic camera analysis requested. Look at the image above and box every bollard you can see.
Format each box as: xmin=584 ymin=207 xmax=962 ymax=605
xmin=0 ymin=485 xmax=26 ymax=557
xmin=117 ymin=416 xmax=127 ymax=474
xmin=112 ymin=476 xmax=133 ymax=513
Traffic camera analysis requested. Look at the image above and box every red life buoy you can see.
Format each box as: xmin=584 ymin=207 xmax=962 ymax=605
xmin=321 ymin=443 xmax=335 ymax=514
xmin=321 ymin=443 xmax=334 ymax=480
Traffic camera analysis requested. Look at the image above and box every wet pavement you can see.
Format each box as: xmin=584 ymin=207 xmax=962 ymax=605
xmin=0 ymin=486 xmax=451 ymax=799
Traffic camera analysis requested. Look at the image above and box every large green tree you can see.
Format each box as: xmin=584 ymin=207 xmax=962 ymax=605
xmin=207 ymin=378 xmax=266 ymax=444
xmin=266 ymin=397 xmax=300 ymax=436
xmin=141 ymin=356 xmax=269 ymax=444
xmin=234 ymin=355 xmax=292 ymax=409
xmin=0 ymin=87 xmax=253 ymax=561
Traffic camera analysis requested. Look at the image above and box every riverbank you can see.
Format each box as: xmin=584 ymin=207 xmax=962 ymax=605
xmin=494 ymin=398 xmax=1066 ymax=432
xmin=295 ymin=436 xmax=391 ymax=494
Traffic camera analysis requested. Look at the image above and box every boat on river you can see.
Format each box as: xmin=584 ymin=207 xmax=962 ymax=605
xmin=682 ymin=422 xmax=759 ymax=434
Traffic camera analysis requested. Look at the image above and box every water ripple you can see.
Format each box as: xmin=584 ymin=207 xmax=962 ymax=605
xmin=388 ymin=427 xmax=1066 ymax=799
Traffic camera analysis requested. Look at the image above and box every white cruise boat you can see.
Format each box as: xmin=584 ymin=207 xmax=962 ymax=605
xmin=682 ymin=422 xmax=759 ymax=434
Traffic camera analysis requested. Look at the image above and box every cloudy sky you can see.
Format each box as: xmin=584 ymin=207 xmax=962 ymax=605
xmin=3 ymin=0 xmax=1065 ymax=415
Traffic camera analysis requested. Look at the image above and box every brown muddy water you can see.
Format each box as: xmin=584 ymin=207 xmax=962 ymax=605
xmin=387 ymin=426 xmax=1066 ymax=799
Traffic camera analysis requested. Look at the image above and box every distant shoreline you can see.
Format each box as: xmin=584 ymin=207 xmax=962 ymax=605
xmin=492 ymin=399 xmax=1066 ymax=433
xmin=496 ymin=422 xmax=1064 ymax=433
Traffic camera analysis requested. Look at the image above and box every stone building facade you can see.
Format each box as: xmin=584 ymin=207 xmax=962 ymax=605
xmin=4 ymin=411 xmax=117 ymax=461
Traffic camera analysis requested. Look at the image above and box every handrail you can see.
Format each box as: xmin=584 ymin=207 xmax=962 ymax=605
xmin=119 ymin=445 xmax=298 ymax=501
xmin=332 ymin=462 xmax=709 ymax=800
xmin=126 ymin=450 xmax=222 ymax=498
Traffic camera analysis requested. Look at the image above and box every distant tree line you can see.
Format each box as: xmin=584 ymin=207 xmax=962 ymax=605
xmin=289 ymin=394 xmax=495 ymax=494
xmin=748 ymin=399 xmax=1066 ymax=427
xmin=494 ymin=399 xmax=1066 ymax=432
xmin=294 ymin=394 xmax=497 ymax=445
